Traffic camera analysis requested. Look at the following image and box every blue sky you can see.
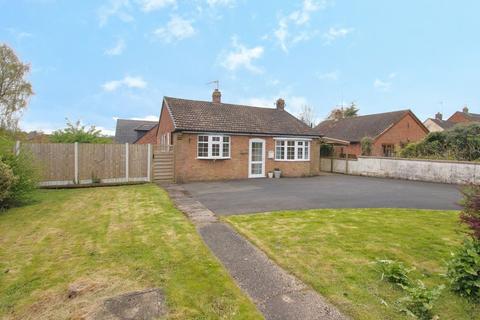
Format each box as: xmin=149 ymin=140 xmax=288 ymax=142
xmin=1 ymin=0 xmax=479 ymax=135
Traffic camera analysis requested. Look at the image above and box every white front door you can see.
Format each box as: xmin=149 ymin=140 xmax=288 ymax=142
xmin=248 ymin=139 xmax=265 ymax=178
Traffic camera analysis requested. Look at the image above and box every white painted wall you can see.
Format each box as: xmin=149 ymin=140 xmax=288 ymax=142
xmin=320 ymin=156 xmax=480 ymax=185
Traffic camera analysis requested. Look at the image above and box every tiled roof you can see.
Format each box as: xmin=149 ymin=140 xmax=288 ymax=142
xmin=164 ymin=97 xmax=319 ymax=137
xmin=314 ymin=110 xmax=411 ymax=142
xmin=114 ymin=119 xmax=158 ymax=143
xmin=428 ymin=118 xmax=456 ymax=130
xmin=134 ymin=124 xmax=158 ymax=144
xmin=462 ymin=112 xmax=480 ymax=122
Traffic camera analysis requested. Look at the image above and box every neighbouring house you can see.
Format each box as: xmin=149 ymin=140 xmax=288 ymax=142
xmin=149 ymin=89 xmax=322 ymax=182
xmin=114 ymin=119 xmax=157 ymax=143
xmin=315 ymin=110 xmax=429 ymax=157
xmin=424 ymin=106 xmax=480 ymax=132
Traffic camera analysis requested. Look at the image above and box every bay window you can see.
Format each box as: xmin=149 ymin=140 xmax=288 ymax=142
xmin=197 ymin=135 xmax=230 ymax=159
xmin=275 ymin=139 xmax=310 ymax=161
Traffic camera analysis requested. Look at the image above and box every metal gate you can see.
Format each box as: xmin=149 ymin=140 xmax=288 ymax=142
xmin=153 ymin=145 xmax=174 ymax=183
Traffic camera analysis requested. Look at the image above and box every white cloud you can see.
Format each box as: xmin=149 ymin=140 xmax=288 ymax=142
xmin=97 ymin=126 xmax=116 ymax=136
xmin=104 ymin=38 xmax=126 ymax=56
xmin=373 ymin=73 xmax=397 ymax=92
xmin=323 ymin=27 xmax=354 ymax=44
xmin=241 ymin=94 xmax=309 ymax=114
xmin=139 ymin=0 xmax=176 ymax=12
xmin=131 ymin=115 xmax=159 ymax=121
xmin=102 ymin=76 xmax=147 ymax=92
xmin=153 ymin=15 xmax=196 ymax=42
xmin=273 ymin=0 xmax=329 ymax=52
xmin=206 ymin=0 xmax=236 ymax=7
xmin=97 ymin=0 xmax=134 ymax=27
xmin=317 ymin=70 xmax=339 ymax=81
xmin=220 ymin=37 xmax=264 ymax=73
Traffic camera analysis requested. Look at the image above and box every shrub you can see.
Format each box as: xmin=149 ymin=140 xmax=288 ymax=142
xmin=361 ymin=137 xmax=373 ymax=156
xmin=0 ymin=160 xmax=18 ymax=207
xmin=376 ymin=259 xmax=412 ymax=286
xmin=0 ymin=151 xmax=38 ymax=207
xmin=400 ymin=143 xmax=419 ymax=158
xmin=459 ymin=184 xmax=480 ymax=240
xmin=320 ymin=143 xmax=333 ymax=157
xmin=446 ymin=239 xmax=480 ymax=301
xmin=398 ymin=281 xmax=444 ymax=320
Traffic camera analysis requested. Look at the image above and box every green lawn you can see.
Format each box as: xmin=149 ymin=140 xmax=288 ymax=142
xmin=225 ymin=208 xmax=480 ymax=320
xmin=0 ymin=184 xmax=262 ymax=320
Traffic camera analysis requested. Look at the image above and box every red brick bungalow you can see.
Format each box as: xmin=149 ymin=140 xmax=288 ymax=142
xmin=315 ymin=110 xmax=429 ymax=157
xmin=139 ymin=90 xmax=322 ymax=182
xmin=424 ymin=106 xmax=480 ymax=132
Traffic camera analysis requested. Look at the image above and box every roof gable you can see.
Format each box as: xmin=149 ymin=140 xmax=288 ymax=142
xmin=164 ymin=96 xmax=318 ymax=137
xmin=314 ymin=110 xmax=412 ymax=142
xmin=114 ymin=119 xmax=158 ymax=143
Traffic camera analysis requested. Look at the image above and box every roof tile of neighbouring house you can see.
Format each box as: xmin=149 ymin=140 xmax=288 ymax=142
xmin=460 ymin=112 xmax=480 ymax=122
xmin=314 ymin=110 xmax=412 ymax=142
xmin=114 ymin=119 xmax=158 ymax=143
xmin=427 ymin=118 xmax=457 ymax=130
xmin=163 ymin=97 xmax=319 ymax=136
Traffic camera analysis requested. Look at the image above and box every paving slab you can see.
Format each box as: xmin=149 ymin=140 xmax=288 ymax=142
xmin=164 ymin=184 xmax=348 ymax=320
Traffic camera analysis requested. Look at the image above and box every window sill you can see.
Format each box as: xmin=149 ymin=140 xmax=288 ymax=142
xmin=196 ymin=157 xmax=231 ymax=160
xmin=274 ymin=159 xmax=311 ymax=162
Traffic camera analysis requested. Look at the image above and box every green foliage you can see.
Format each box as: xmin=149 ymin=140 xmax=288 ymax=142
xmin=376 ymin=259 xmax=413 ymax=286
xmin=0 ymin=159 xmax=17 ymax=206
xmin=361 ymin=137 xmax=373 ymax=156
xmin=400 ymin=123 xmax=480 ymax=161
xmin=0 ymin=151 xmax=39 ymax=208
xmin=50 ymin=119 xmax=112 ymax=144
xmin=320 ymin=143 xmax=333 ymax=157
xmin=398 ymin=281 xmax=444 ymax=320
xmin=343 ymin=102 xmax=359 ymax=118
xmin=446 ymin=239 xmax=480 ymax=301
xmin=459 ymin=184 xmax=480 ymax=240
xmin=0 ymin=44 xmax=34 ymax=130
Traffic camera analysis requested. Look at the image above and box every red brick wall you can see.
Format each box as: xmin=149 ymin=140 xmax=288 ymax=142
xmin=173 ymin=133 xmax=320 ymax=182
xmin=135 ymin=125 xmax=158 ymax=144
xmin=156 ymin=103 xmax=175 ymax=144
xmin=372 ymin=113 xmax=428 ymax=156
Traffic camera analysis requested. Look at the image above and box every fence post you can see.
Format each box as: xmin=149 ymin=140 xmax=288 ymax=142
xmin=14 ymin=140 xmax=21 ymax=156
xmin=125 ymin=143 xmax=129 ymax=182
xmin=345 ymin=152 xmax=349 ymax=174
xmin=74 ymin=142 xmax=79 ymax=184
xmin=147 ymin=144 xmax=152 ymax=182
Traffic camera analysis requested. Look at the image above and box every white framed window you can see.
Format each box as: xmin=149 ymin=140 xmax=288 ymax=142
xmin=274 ymin=138 xmax=311 ymax=161
xmin=197 ymin=135 xmax=231 ymax=159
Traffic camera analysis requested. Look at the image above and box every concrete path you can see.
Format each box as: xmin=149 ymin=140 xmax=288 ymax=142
xmin=183 ymin=174 xmax=461 ymax=215
xmin=165 ymin=184 xmax=348 ymax=320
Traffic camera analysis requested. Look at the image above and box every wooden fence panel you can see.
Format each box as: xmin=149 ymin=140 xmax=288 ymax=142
xmin=21 ymin=142 xmax=153 ymax=186
xmin=23 ymin=143 xmax=75 ymax=183
xmin=78 ymin=144 xmax=126 ymax=181
xmin=129 ymin=144 xmax=148 ymax=180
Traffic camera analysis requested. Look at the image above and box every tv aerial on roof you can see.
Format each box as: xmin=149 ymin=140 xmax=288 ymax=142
xmin=206 ymin=80 xmax=219 ymax=90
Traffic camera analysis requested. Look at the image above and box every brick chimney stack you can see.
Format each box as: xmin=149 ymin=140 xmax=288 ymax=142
xmin=463 ymin=105 xmax=469 ymax=113
xmin=435 ymin=112 xmax=443 ymax=120
xmin=212 ymin=89 xmax=221 ymax=103
xmin=276 ymin=98 xmax=285 ymax=110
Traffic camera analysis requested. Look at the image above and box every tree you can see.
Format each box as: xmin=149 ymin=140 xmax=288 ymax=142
xmin=0 ymin=44 xmax=33 ymax=130
xmin=344 ymin=102 xmax=359 ymax=117
xmin=361 ymin=137 xmax=373 ymax=156
xmin=327 ymin=102 xmax=359 ymax=120
xmin=50 ymin=119 xmax=112 ymax=143
xmin=298 ymin=105 xmax=316 ymax=127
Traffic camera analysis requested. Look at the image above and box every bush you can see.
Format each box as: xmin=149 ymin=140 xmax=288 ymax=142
xmin=376 ymin=259 xmax=412 ymax=286
xmin=0 ymin=159 xmax=18 ymax=206
xmin=398 ymin=281 xmax=444 ymax=320
xmin=361 ymin=137 xmax=373 ymax=156
xmin=320 ymin=143 xmax=333 ymax=157
xmin=446 ymin=239 xmax=480 ymax=301
xmin=0 ymin=151 xmax=38 ymax=208
xmin=459 ymin=184 xmax=480 ymax=240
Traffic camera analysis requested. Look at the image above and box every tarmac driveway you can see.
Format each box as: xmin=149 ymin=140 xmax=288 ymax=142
xmin=182 ymin=173 xmax=462 ymax=215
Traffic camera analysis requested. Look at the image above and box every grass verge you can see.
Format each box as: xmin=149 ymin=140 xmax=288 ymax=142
xmin=0 ymin=184 xmax=262 ymax=320
xmin=225 ymin=208 xmax=479 ymax=319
